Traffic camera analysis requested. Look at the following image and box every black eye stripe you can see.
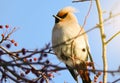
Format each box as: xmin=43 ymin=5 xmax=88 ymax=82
xmin=55 ymin=13 xmax=68 ymax=23
xmin=60 ymin=13 xmax=68 ymax=18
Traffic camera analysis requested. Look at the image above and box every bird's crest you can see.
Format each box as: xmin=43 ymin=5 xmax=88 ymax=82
xmin=57 ymin=6 xmax=78 ymax=17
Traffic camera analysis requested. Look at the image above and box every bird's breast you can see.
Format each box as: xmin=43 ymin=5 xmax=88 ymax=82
xmin=52 ymin=24 xmax=88 ymax=67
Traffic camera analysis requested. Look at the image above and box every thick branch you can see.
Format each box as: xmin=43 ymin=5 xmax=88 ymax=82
xmin=95 ymin=0 xmax=107 ymax=83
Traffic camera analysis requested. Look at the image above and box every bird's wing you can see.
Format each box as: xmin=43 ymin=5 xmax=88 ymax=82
xmin=83 ymin=30 xmax=96 ymax=74
xmin=66 ymin=64 xmax=78 ymax=81
xmin=80 ymin=27 xmax=96 ymax=74
xmin=86 ymin=46 xmax=96 ymax=74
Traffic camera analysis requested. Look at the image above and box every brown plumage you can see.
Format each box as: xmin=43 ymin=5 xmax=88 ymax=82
xmin=52 ymin=6 xmax=95 ymax=83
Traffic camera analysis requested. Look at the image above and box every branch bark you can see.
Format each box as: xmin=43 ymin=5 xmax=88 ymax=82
xmin=95 ymin=0 xmax=107 ymax=83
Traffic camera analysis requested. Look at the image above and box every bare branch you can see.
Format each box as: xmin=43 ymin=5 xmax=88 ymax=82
xmin=0 ymin=45 xmax=16 ymax=56
xmin=0 ymin=27 xmax=17 ymax=44
xmin=1 ymin=63 xmax=31 ymax=82
xmin=106 ymin=31 xmax=120 ymax=44
xmin=72 ymin=0 xmax=94 ymax=3
xmin=95 ymin=0 xmax=107 ymax=83
xmin=0 ymin=68 xmax=19 ymax=83
xmin=112 ymin=78 xmax=120 ymax=83
xmin=82 ymin=0 xmax=92 ymax=28
xmin=103 ymin=12 xmax=120 ymax=23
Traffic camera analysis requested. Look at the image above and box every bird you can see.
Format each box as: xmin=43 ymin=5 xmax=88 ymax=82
xmin=52 ymin=6 xmax=95 ymax=83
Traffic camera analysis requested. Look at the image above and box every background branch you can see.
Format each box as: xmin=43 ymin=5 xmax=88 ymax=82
xmin=106 ymin=31 xmax=120 ymax=44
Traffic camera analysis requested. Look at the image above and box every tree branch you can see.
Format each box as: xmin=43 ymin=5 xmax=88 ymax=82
xmin=106 ymin=31 xmax=120 ymax=44
xmin=95 ymin=0 xmax=107 ymax=83
xmin=72 ymin=0 xmax=93 ymax=3
xmin=0 ymin=68 xmax=19 ymax=83
xmin=112 ymin=78 xmax=120 ymax=83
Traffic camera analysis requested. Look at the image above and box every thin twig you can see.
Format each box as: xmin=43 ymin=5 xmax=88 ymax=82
xmin=0 ymin=28 xmax=17 ymax=43
xmin=106 ymin=31 xmax=120 ymax=44
xmin=103 ymin=12 xmax=120 ymax=23
xmin=82 ymin=0 xmax=92 ymax=28
xmin=1 ymin=60 xmax=120 ymax=74
xmin=72 ymin=0 xmax=93 ymax=3
xmin=112 ymin=78 xmax=120 ymax=83
xmin=0 ymin=68 xmax=20 ymax=83
xmin=1 ymin=63 xmax=31 ymax=82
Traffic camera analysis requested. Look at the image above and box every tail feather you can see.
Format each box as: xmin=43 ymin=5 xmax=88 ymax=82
xmin=76 ymin=62 xmax=91 ymax=83
xmin=78 ymin=69 xmax=91 ymax=83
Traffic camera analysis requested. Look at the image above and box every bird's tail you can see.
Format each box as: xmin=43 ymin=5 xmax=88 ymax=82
xmin=77 ymin=69 xmax=91 ymax=83
xmin=76 ymin=62 xmax=92 ymax=83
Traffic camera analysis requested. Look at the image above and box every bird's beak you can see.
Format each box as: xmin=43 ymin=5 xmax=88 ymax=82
xmin=53 ymin=15 xmax=62 ymax=21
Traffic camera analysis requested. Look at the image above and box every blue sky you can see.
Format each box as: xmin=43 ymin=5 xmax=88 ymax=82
xmin=0 ymin=0 xmax=120 ymax=83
